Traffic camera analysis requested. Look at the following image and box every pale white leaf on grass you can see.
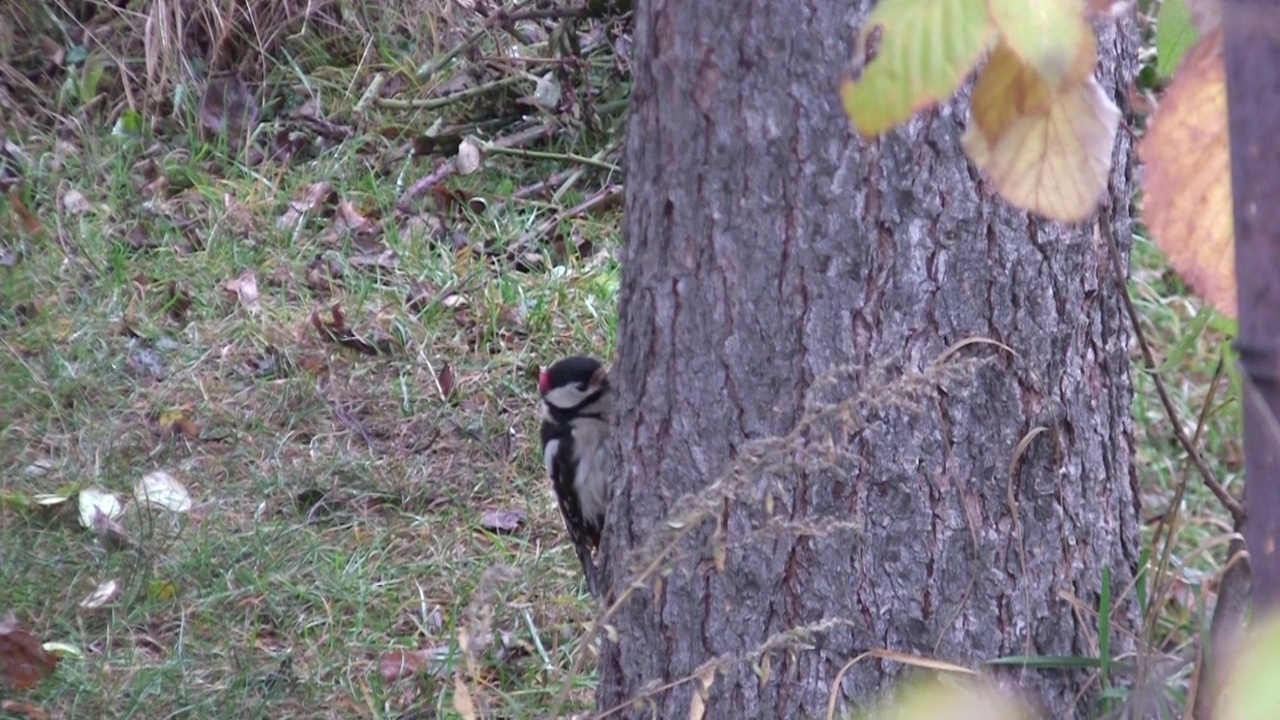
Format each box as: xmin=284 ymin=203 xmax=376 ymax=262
xmin=78 ymin=488 xmax=124 ymax=528
xmin=456 ymin=137 xmax=482 ymax=176
xmin=60 ymin=188 xmax=92 ymax=215
xmin=79 ymin=579 xmax=120 ymax=609
xmin=441 ymin=293 xmax=469 ymax=309
xmin=134 ymin=470 xmax=192 ymax=512
xmin=23 ymin=458 xmax=54 ymax=477
xmin=533 ymin=74 xmax=561 ymax=108
xmin=480 ymin=509 xmax=526 ymax=534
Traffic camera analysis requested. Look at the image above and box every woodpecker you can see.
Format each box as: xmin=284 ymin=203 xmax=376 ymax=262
xmin=538 ymin=355 xmax=613 ymax=596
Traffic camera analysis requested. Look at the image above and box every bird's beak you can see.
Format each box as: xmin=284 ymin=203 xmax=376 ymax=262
xmin=589 ymin=366 xmax=608 ymax=391
xmin=538 ymin=367 xmax=551 ymax=395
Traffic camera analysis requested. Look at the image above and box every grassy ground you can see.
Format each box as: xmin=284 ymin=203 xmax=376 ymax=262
xmin=0 ymin=2 xmax=1243 ymax=719
xmin=1 ymin=2 xmax=625 ymax=717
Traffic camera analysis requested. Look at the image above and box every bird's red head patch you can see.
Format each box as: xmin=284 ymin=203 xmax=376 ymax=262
xmin=538 ymin=367 xmax=551 ymax=395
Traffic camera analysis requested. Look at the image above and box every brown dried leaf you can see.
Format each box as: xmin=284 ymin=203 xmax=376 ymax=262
xmin=379 ymin=648 xmax=448 ymax=683
xmin=399 ymin=212 xmax=446 ymax=244
xmin=7 ymin=189 xmax=45 ymax=237
xmin=453 ymin=675 xmax=478 ymax=720
xmin=223 ymin=269 xmax=262 ymax=315
xmin=438 ymin=362 xmax=458 ymax=401
xmin=60 ymin=188 xmax=91 ymax=215
xmin=158 ymin=409 xmax=200 ymax=440
xmin=0 ymin=613 xmax=59 ymax=690
xmin=495 ymin=304 xmax=527 ymax=336
xmin=199 ymin=73 xmax=261 ymax=144
xmin=124 ymin=222 xmax=161 ymax=251
xmin=334 ymin=200 xmax=378 ymax=236
xmin=1 ymin=699 xmax=50 ymax=720
xmin=310 ymin=304 xmax=397 ymax=355
xmin=91 ymin=508 xmax=134 ymax=549
xmin=479 ymin=509 xmax=526 ymax=534
xmin=406 ymin=281 xmax=437 ymax=315
xmin=278 ymin=181 xmax=336 ymax=229
xmin=347 ymin=248 xmax=398 ymax=274
xmin=306 ymin=254 xmax=344 ymax=293
xmin=1139 ymin=30 xmax=1234 ymax=318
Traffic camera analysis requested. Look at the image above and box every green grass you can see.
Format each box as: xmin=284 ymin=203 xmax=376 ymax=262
xmin=0 ymin=6 xmax=625 ymax=715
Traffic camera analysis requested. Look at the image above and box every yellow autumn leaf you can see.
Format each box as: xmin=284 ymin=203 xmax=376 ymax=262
xmin=962 ymin=41 xmax=1119 ymax=222
xmin=841 ymin=0 xmax=994 ymax=137
xmin=1138 ymin=29 xmax=1234 ymax=318
xmin=988 ymin=0 xmax=1093 ymax=83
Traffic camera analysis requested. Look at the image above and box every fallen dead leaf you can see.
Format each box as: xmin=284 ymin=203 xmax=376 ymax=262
xmin=0 ymin=613 xmax=59 ymax=691
xmin=60 ymin=188 xmax=91 ymax=215
xmin=437 ymin=361 xmax=457 ymax=401
xmin=158 ymin=409 xmax=200 ymax=440
xmin=199 ymin=72 xmax=261 ymax=147
xmin=306 ymin=254 xmax=345 ymax=293
xmin=379 ymin=647 xmax=449 ymax=682
xmin=479 ymin=509 xmax=526 ymax=534
xmin=77 ymin=488 xmax=123 ymax=528
xmin=1 ymin=699 xmax=50 ymax=720
xmin=278 ymin=181 xmax=336 ymax=229
xmin=7 ymin=189 xmax=45 ymax=237
xmin=333 ymin=200 xmax=379 ymax=237
xmin=406 ymin=281 xmax=438 ymax=315
xmin=456 ymin=137 xmax=482 ymax=175
xmin=134 ymin=470 xmax=193 ymax=513
xmin=223 ymin=269 xmax=262 ymax=315
xmin=347 ymin=248 xmax=398 ymax=274
xmin=90 ymin=509 xmax=133 ymax=549
xmin=1139 ymin=29 xmax=1234 ymax=318
xmin=78 ymin=579 xmax=120 ymax=610
xmin=453 ymin=675 xmax=478 ymax=720
xmin=310 ymin=304 xmax=397 ymax=355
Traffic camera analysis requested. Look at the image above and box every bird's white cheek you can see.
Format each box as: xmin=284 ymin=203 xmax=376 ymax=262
xmin=544 ymin=385 xmax=587 ymax=409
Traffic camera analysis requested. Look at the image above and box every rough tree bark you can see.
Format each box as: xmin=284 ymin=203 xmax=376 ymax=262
xmin=598 ymin=2 xmax=1141 ymax=718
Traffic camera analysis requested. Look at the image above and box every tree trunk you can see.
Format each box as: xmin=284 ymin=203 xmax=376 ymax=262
xmin=598 ymin=2 xmax=1141 ymax=718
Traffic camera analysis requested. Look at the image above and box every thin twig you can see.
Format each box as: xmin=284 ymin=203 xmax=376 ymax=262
xmin=1103 ymin=208 xmax=1246 ymax=525
xmin=479 ymin=142 xmax=622 ymax=172
xmin=413 ymin=0 xmax=540 ymax=81
xmin=395 ymin=122 xmax=558 ymax=212
xmin=553 ymin=138 xmax=622 ymax=202
xmin=377 ymin=75 xmax=527 ymax=111
xmin=488 ymin=167 xmax=581 ymax=214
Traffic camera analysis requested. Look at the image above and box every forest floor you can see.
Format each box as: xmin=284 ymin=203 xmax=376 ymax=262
xmin=0 ymin=2 xmax=1239 ymax=719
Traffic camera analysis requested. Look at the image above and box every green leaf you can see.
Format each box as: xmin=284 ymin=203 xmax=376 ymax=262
xmin=1155 ymin=304 xmax=1213 ymax=376
xmin=841 ymin=0 xmax=994 ymax=137
xmin=1156 ymin=0 xmax=1199 ymax=79
xmin=114 ymin=109 xmax=145 ymax=138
